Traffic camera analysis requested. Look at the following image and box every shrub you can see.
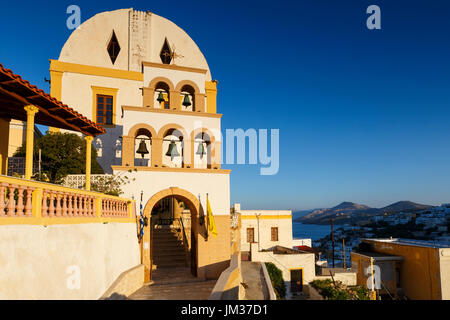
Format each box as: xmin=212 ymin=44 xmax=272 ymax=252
xmin=265 ymin=262 xmax=286 ymax=299
xmin=311 ymin=279 xmax=370 ymax=300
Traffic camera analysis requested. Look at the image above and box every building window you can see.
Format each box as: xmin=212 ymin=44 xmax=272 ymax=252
xmin=247 ymin=228 xmax=255 ymax=243
xmin=160 ymin=38 xmax=172 ymax=64
xmin=271 ymin=227 xmax=278 ymax=241
xmin=107 ymin=31 xmax=121 ymax=65
xmin=96 ymin=95 xmax=113 ymax=125
xmin=91 ymin=86 xmax=118 ymax=126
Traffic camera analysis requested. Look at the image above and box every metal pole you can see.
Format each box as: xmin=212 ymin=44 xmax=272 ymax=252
xmin=256 ymin=213 xmax=261 ymax=251
xmin=38 ymin=148 xmax=41 ymax=180
xmin=343 ymin=238 xmax=346 ymax=269
xmin=331 ymin=219 xmax=335 ymax=268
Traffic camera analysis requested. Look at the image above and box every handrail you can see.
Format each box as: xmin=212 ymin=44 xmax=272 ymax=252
xmin=179 ymin=217 xmax=190 ymax=250
xmin=0 ymin=175 xmax=135 ymax=223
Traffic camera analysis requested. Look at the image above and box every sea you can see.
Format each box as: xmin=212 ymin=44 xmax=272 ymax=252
xmin=292 ymin=221 xmax=331 ymax=241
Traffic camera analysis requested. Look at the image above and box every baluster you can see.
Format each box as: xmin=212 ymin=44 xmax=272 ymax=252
xmin=74 ymin=195 xmax=79 ymax=216
xmin=0 ymin=183 xmax=7 ymax=216
xmin=16 ymin=186 xmax=25 ymax=216
xmin=106 ymin=199 xmax=110 ymax=217
xmin=90 ymin=197 xmax=95 ymax=216
xmin=41 ymin=190 xmax=48 ymax=217
xmin=7 ymin=185 xmax=17 ymax=216
xmin=68 ymin=194 xmax=73 ymax=217
xmin=25 ymin=187 xmax=34 ymax=217
xmin=55 ymin=192 xmax=62 ymax=217
xmin=62 ymin=193 xmax=68 ymax=217
xmin=48 ymin=192 xmax=55 ymax=217
xmin=83 ymin=196 xmax=88 ymax=217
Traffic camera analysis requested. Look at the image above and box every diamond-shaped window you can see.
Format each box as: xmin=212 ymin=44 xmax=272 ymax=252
xmin=107 ymin=31 xmax=121 ymax=65
xmin=160 ymin=38 xmax=172 ymax=65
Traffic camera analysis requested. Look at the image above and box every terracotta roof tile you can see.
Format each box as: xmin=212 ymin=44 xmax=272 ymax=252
xmin=0 ymin=62 xmax=105 ymax=135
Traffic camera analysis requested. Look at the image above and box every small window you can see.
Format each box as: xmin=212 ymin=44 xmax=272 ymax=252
xmin=107 ymin=31 xmax=121 ymax=65
xmin=96 ymin=95 xmax=113 ymax=125
xmin=247 ymin=228 xmax=254 ymax=243
xmin=160 ymin=38 xmax=172 ymax=64
xmin=271 ymin=227 xmax=278 ymax=241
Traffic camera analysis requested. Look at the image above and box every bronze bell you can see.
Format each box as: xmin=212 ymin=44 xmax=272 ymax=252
xmin=182 ymin=94 xmax=192 ymax=107
xmin=166 ymin=140 xmax=180 ymax=160
xmin=157 ymin=91 xmax=165 ymax=103
xmin=196 ymin=141 xmax=207 ymax=159
xmin=136 ymin=139 xmax=149 ymax=158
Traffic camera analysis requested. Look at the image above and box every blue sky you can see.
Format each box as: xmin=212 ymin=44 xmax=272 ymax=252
xmin=1 ymin=0 xmax=450 ymax=210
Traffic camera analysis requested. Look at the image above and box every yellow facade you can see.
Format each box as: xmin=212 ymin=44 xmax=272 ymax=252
xmin=352 ymin=239 xmax=450 ymax=300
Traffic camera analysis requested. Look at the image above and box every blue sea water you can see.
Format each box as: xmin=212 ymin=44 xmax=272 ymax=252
xmin=292 ymin=222 xmax=331 ymax=241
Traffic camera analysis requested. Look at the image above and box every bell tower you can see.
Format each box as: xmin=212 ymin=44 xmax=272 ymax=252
xmin=53 ymin=8 xmax=231 ymax=281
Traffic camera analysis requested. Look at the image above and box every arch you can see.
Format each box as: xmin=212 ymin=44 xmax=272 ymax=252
xmin=143 ymin=187 xmax=200 ymax=219
xmin=142 ymin=187 xmax=202 ymax=280
xmin=128 ymin=123 xmax=157 ymax=138
xmin=190 ymin=127 xmax=216 ymax=143
xmin=148 ymin=76 xmax=175 ymax=91
xmin=157 ymin=123 xmax=189 ymax=140
xmin=175 ymin=80 xmax=201 ymax=94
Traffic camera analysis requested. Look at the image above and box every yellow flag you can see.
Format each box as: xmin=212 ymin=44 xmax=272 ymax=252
xmin=207 ymin=196 xmax=218 ymax=237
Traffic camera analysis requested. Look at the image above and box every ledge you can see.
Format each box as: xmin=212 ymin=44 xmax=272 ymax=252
xmin=122 ymin=105 xmax=222 ymax=118
xmin=111 ymin=166 xmax=231 ymax=174
xmin=100 ymin=264 xmax=145 ymax=300
xmin=142 ymin=61 xmax=208 ymax=74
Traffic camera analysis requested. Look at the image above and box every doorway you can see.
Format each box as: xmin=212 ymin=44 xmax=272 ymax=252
xmin=290 ymin=269 xmax=303 ymax=293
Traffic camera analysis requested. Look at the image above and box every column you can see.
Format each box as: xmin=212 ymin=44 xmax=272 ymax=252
xmin=85 ymin=136 xmax=94 ymax=191
xmin=24 ymin=105 xmax=39 ymax=180
xmin=205 ymin=80 xmax=218 ymax=114
xmin=0 ymin=118 xmax=10 ymax=175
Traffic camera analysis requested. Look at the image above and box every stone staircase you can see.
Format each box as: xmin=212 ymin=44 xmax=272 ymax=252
xmin=152 ymin=227 xmax=187 ymax=269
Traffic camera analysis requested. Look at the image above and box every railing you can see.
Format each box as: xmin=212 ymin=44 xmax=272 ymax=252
xmin=62 ymin=174 xmax=113 ymax=190
xmin=0 ymin=175 xmax=135 ymax=223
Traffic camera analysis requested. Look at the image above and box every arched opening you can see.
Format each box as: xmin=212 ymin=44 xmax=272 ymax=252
xmin=162 ymin=128 xmax=184 ymax=168
xmin=180 ymin=84 xmax=195 ymax=112
xmin=143 ymin=188 xmax=202 ymax=279
xmin=193 ymin=131 xmax=212 ymax=169
xmin=154 ymin=81 xmax=171 ymax=110
xmin=134 ymin=128 xmax=152 ymax=167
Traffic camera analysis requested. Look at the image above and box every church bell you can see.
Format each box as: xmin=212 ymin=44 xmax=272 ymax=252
xmin=136 ymin=139 xmax=149 ymax=158
xmin=196 ymin=141 xmax=207 ymax=159
xmin=166 ymin=140 xmax=180 ymax=160
xmin=182 ymin=94 xmax=192 ymax=107
xmin=157 ymin=91 xmax=165 ymax=103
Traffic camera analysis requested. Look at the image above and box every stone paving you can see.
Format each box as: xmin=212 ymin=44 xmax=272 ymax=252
xmin=241 ymin=261 xmax=268 ymax=300
xmin=129 ymin=267 xmax=217 ymax=300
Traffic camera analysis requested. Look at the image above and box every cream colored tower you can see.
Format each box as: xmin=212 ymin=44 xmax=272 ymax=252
xmin=52 ymin=8 xmax=231 ymax=280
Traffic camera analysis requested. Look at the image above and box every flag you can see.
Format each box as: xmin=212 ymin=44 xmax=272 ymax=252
xmin=139 ymin=191 xmax=144 ymax=239
xmin=207 ymin=195 xmax=218 ymax=237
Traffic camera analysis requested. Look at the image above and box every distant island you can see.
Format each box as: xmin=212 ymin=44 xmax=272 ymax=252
xmin=294 ymin=201 xmax=433 ymax=225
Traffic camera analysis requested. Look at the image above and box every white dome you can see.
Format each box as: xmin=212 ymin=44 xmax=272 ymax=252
xmin=59 ymin=8 xmax=212 ymax=80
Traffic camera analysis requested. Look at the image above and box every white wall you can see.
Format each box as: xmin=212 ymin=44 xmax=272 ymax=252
xmin=250 ymin=243 xmax=315 ymax=299
xmin=240 ymin=210 xmax=293 ymax=252
xmin=115 ymin=169 xmax=230 ymax=216
xmin=0 ymin=223 xmax=140 ymax=300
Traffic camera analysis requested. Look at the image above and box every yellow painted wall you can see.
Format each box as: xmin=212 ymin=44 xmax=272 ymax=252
xmin=363 ymin=240 xmax=443 ymax=300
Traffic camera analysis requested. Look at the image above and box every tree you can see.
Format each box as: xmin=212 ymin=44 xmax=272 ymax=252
xmin=14 ymin=132 xmax=103 ymax=184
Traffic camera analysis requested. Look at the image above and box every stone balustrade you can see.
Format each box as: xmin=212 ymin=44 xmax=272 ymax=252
xmin=0 ymin=175 xmax=134 ymax=223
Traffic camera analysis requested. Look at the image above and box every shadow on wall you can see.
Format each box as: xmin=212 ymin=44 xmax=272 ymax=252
xmin=95 ymin=126 xmax=123 ymax=174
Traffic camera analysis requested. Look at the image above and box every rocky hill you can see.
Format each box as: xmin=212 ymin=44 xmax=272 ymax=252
xmin=295 ymin=201 xmax=432 ymax=225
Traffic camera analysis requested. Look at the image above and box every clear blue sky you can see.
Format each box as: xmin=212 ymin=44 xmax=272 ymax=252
xmin=1 ymin=0 xmax=450 ymax=211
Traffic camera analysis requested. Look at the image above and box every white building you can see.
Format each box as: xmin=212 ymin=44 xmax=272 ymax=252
xmin=51 ymin=8 xmax=232 ymax=281
xmin=236 ymin=204 xmax=293 ymax=252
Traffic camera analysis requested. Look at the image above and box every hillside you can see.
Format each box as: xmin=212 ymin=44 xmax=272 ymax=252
xmin=295 ymin=200 xmax=433 ymax=225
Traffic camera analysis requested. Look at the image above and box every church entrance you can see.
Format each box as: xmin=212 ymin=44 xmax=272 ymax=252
xmin=151 ymin=196 xmax=192 ymax=270
xmin=143 ymin=188 xmax=200 ymax=281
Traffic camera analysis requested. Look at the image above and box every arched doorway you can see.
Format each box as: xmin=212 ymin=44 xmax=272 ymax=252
xmin=143 ymin=187 xmax=201 ymax=281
